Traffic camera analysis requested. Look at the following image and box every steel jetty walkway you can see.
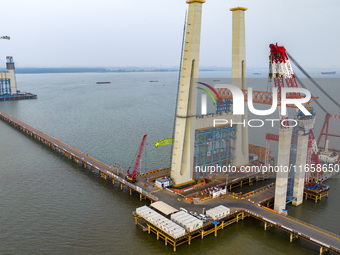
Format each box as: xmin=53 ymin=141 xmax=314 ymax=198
xmin=242 ymin=202 xmax=340 ymax=254
xmin=0 ymin=110 xmax=158 ymax=201
xmin=1 ymin=109 xmax=340 ymax=254
xmin=154 ymin=189 xmax=340 ymax=253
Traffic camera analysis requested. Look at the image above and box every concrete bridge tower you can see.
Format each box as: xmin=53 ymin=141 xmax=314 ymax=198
xmin=171 ymin=2 xmax=250 ymax=186
xmin=230 ymin=7 xmax=249 ymax=166
xmin=0 ymin=56 xmax=17 ymax=96
xmin=293 ymin=117 xmax=315 ymax=206
xmin=274 ymin=128 xmax=293 ymax=213
xmin=6 ymin=57 xmax=17 ymax=95
xmin=6 ymin=56 xmax=17 ymax=95
xmin=171 ymin=0 xmax=205 ymax=185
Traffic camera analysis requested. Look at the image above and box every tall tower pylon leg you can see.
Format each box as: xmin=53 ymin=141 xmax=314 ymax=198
xmin=293 ymin=116 xmax=315 ymax=206
xmin=171 ymin=0 xmax=205 ymax=185
xmin=292 ymin=131 xmax=308 ymax=206
xmin=274 ymin=128 xmax=293 ymax=213
xmin=230 ymin=7 xmax=249 ymax=166
xmin=6 ymin=56 xmax=17 ymax=95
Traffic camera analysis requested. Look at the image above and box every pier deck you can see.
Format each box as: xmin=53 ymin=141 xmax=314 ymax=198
xmin=0 ymin=92 xmax=37 ymax=101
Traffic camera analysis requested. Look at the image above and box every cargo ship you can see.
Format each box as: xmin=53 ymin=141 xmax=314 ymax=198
xmin=96 ymin=81 xmax=111 ymax=84
xmin=321 ymin=71 xmax=336 ymax=74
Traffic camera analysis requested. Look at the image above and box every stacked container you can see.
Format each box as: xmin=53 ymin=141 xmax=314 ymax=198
xmin=136 ymin=206 xmax=186 ymax=239
xmin=206 ymin=205 xmax=230 ymax=220
xmin=170 ymin=211 xmax=203 ymax=232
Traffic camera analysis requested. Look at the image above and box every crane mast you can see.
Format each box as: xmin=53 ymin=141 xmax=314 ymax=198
xmin=269 ymin=43 xmax=298 ymax=93
xmin=269 ymin=43 xmax=320 ymax=167
xmin=126 ymin=134 xmax=147 ymax=183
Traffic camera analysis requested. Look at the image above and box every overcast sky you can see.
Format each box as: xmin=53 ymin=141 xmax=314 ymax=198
xmin=1 ymin=0 xmax=339 ymax=68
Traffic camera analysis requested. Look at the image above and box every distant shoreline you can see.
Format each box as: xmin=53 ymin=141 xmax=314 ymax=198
xmin=0 ymin=67 xmax=336 ymax=75
xmin=0 ymin=67 xmax=231 ymax=74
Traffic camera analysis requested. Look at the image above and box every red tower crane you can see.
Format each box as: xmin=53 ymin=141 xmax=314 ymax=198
xmin=126 ymin=134 xmax=147 ymax=183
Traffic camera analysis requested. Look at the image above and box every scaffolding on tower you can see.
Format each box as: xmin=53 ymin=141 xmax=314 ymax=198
xmin=317 ymin=114 xmax=340 ymax=165
xmin=194 ymin=125 xmax=236 ymax=178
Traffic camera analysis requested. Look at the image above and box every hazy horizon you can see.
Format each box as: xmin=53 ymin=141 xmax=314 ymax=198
xmin=1 ymin=0 xmax=339 ymax=69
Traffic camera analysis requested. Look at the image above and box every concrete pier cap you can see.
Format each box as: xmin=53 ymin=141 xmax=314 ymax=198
xmin=186 ymin=0 xmax=205 ymax=3
xmin=230 ymin=7 xmax=248 ymax=12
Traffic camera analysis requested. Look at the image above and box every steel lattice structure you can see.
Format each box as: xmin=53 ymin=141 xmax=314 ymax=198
xmin=0 ymin=79 xmax=11 ymax=95
xmin=194 ymin=125 xmax=236 ymax=177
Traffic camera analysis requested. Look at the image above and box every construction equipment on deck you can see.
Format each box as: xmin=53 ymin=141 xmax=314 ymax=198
xmin=126 ymin=134 xmax=147 ymax=183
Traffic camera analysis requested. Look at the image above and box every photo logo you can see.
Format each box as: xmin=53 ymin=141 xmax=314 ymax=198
xmin=197 ymin=82 xmax=223 ymax=115
xmin=198 ymin=83 xmax=312 ymax=116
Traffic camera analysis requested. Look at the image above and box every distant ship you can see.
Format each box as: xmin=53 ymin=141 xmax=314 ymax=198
xmin=321 ymin=71 xmax=336 ymax=75
xmin=253 ymin=72 xmax=262 ymax=75
xmin=96 ymin=81 xmax=111 ymax=84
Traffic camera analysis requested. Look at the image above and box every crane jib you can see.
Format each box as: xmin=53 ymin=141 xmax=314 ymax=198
xmin=130 ymin=134 xmax=147 ymax=179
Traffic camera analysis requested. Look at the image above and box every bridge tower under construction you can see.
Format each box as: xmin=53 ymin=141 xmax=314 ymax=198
xmin=0 ymin=56 xmax=17 ymax=96
xmin=170 ymin=1 xmax=249 ymax=186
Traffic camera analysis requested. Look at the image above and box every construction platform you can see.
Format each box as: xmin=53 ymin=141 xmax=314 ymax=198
xmin=134 ymin=201 xmax=340 ymax=254
xmin=1 ymin=109 xmax=340 ymax=254
xmin=134 ymin=209 xmax=248 ymax=251
xmin=304 ymin=182 xmax=330 ymax=203
xmin=0 ymin=92 xmax=37 ymax=101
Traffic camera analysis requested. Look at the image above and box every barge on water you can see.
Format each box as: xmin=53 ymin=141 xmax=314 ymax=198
xmin=96 ymin=81 xmax=111 ymax=84
xmin=0 ymin=92 xmax=37 ymax=101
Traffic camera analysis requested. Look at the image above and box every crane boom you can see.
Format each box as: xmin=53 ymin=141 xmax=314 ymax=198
xmin=287 ymin=51 xmax=340 ymax=109
xmin=269 ymin=43 xmax=299 ymax=96
xmin=127 ymin=134 xmax=147 ymax=182
xmin=217 ymin=43 xmax=318 ymax=109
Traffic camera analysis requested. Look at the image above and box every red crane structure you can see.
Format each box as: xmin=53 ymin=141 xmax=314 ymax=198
xmin=217 ymin=43 xmax=318 ymax=109
xmin=218 ymin=43 xmax=323 ymax=184
xmin=126 ymin=134 xmax=147 ymax=183
xmin=269 ymin=43 xmax=299 ymax=94
xmin=218 ymin=42 xmax=339 ymax=183
xmin=317 ymin=114 xmax=340 ymax=164
xmin=269 ymin=43 xmax=321 ymax=184
xmin=264 ymin=133 xmax=279 ymax=167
